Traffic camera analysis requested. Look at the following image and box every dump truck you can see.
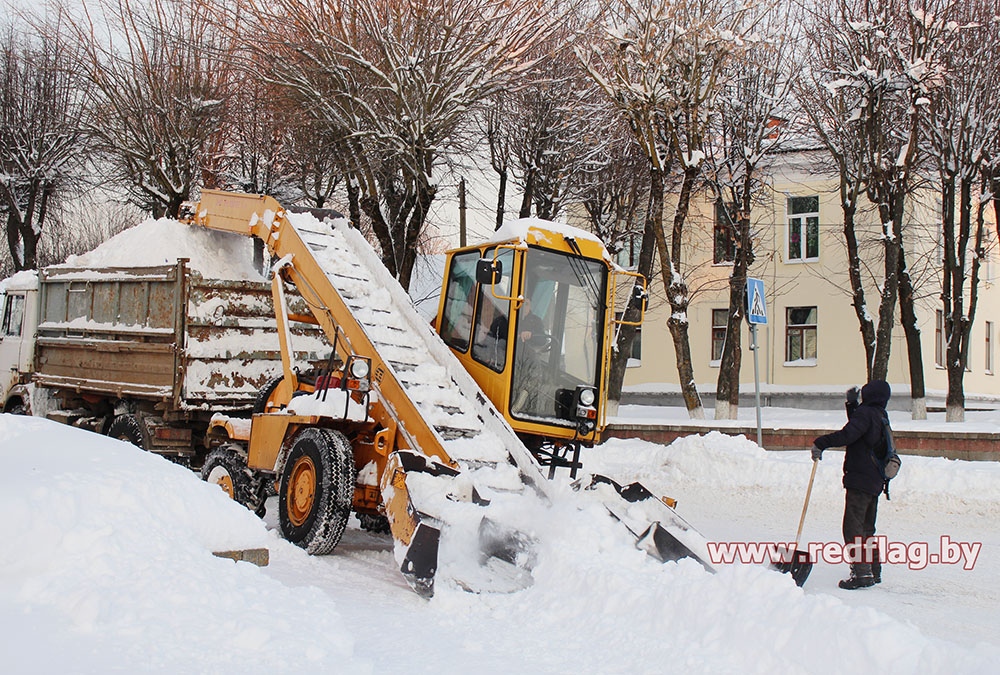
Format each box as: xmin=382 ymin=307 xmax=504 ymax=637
xmin=185 ymin=190 xmax=714 ymax=597
xmin=0 ymin=259 xmax=324 ymax=462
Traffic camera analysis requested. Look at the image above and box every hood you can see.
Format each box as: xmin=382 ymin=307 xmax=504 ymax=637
xmin=861 ymin=380 xmax=891 ymax=408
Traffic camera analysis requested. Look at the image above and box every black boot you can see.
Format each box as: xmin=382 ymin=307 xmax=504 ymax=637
xmin=839 ymin=563 xmax=875 ymax=590
xmin=871 ymin=548 xmax=881 ymax=584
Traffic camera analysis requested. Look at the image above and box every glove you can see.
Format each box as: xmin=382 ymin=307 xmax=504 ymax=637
xmin=846 ymin=386 xmax=861 ymax=405
xmin=811 ymin=444 xmax=823 ymax=461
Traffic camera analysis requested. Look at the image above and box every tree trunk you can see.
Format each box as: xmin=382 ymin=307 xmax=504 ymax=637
xmin=841 ymin=201 xmax=876 ymax=379
xmin=897 ymin=245 xmax=926 ymax=419
xmin=606 ymin=203 xmax=657 ymax=406
xmin=345 ymin=175 xmax=362 ymax=230
xmin=715 ymin=204 xmax=752 ymax=419
xmin=870 ymin=194 xmax=903 ymax=381
xmin=655 ymin=165 xmax=703 ymax=418
xmin=519 ymin=167 xmax=535 ymax=218
xmin=495 ymin=170 xmax=507 ymax=231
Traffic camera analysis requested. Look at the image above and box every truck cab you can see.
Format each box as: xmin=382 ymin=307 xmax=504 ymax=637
xmin=1 ymin=275 xmax=39 ymax=414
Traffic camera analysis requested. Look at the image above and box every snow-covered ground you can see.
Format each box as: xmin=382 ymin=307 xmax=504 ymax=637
xmin=3 ymin=414 xmax=998 ymax=673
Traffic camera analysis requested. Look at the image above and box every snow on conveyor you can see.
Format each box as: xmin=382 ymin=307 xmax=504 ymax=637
xmin=285 ymin=213 xmax=552 ymax=570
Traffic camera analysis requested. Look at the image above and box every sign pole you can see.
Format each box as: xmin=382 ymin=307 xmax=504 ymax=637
xmin=746 ymin=277 xmax=767 ymax=449
xmin=751 ymin=322 xmax=762 ymax=447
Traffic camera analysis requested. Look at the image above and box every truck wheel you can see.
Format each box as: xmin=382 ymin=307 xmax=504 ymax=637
xmin=108 ymin=414 xmax=144 ymax=450
xmin=253 ymin=376 xmax=284 ymax=415
xmin=7 ymin=403 xmax=27 ymax=416
xmin=201 ymin=446 xmax=265 ymax=515
xmin=279 ymin=428 xmax=354 ymax=555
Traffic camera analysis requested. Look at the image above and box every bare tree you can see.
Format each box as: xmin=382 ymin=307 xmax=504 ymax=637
xmin=249 ymin=0 xmax=555 ymax=290
xmin=703 ymin=14 xmax=799 ymax=419
xmin=0 ymin=22 xmax=87 ymax=271
xmin=578 ymin=118 xmax=650 ymax=404
xmin=801 ymin=0 xmax=947 ymax=418
xmin=926 ymin=4 xmax=1000 ymax=421
xmin=65 ymin=0 xmax=238 ymax=218
xmin=478 ymin=92 xmax=514 ymax=231
xmin=581 ymin=0 xmax=753 ymax=418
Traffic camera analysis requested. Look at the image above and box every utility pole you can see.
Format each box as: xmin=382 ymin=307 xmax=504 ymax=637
xmin=459 ymin=177 xmax=467 ymax=248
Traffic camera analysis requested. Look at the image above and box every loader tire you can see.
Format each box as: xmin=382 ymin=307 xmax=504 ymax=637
xmin=253 ymin=376 xmax=284 ymax=415
xmin=201 ymin=446 xmax=265 ymax=515
xmin=108 ymin=414 xmax=144 ymax=450
xmin=279 ymin=428 xmax=354 ymax=555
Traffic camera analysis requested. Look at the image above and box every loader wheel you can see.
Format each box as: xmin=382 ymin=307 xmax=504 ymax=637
xmin=253 ymin=376 xmax=284 ymax=415
xmin=201 ymin=446 xmax=265 ymax=515
xmin=108 ymin=414 xmax=144 ymax=450
xmin=279 ymin=428 xmax=354 ymax=555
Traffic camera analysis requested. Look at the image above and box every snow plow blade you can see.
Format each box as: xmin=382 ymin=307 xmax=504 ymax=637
xmin=399 ymin=523 xmax=440 ymax=598
xmin=579 ymin=475 xmax=716 ymax=573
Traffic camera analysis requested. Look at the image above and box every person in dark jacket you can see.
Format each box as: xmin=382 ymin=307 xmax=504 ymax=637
xmin=811 ymin=380 xmax=892 ymax=590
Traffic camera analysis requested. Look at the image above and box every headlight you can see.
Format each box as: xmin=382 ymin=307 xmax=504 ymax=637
xmin=350 ymin=358 xmax=370 ymax=379
xmin=578 ymin=388 xmax=596 ymax=407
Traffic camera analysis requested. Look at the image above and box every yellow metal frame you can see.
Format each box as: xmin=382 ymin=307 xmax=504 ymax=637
xmin=184 ymin=190 xmax=454 ymax=551
xmin=436 ymin=224 xmax=643 ymax=446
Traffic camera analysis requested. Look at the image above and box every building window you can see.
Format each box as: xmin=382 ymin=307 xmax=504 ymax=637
xmin=711 ymin=309 xmax=728 ymax=362
xmin=986 ymin=321 xmax=994 ymax=375
xmin=616 ymin=234 xmax=640 ymax=269
xmin=787 ymin=196 xmax=819 ymax=262
xmin=713 ymin=202 xmax=736 ymax=264
xmin=785 ymin=307 xmax=817 ymax=363
xmin=935 ymin=310 xmax=945 ymax=368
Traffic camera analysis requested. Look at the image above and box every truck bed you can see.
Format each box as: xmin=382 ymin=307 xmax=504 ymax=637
xmin=35 ymin=262 xmax=325 ymax=411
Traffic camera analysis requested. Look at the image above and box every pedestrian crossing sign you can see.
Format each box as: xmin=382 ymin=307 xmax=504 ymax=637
xmin=747 ymin=278 xmax=767 ymax=325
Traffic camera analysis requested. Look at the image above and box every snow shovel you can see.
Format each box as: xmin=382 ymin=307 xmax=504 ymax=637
xmin=773 ymin=458 xmax=818 ymax=587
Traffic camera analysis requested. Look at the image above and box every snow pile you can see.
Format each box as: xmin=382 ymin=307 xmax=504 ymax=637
xmin=2 ymin=416 xmax=997 ymax=673
xmin=587 ymin=431 xmax=1000 ymax=514
xmin=62 ymin=218 xmax=263 ymax=281
xmin=0 ymin=269 xmax=38 ymax=293
xmin=0 ymin=416 xmax=370 ymax=673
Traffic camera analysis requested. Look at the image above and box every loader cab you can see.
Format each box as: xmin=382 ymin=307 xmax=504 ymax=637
xmin=436 ymin=220 xmax=644 ymax=468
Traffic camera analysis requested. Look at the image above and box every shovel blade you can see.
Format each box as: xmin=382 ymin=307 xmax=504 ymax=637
xmin=772 ymin=547 xmax=813 ymax=587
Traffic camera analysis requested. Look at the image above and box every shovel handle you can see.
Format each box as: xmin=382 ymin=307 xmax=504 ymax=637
xmin=793 ymin=458 xmax=819 ymax=548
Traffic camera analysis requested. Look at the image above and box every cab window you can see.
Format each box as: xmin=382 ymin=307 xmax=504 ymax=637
xmin=440 ymin=251 xmax=479 ymax=351
xmin=471 ymin=247 xmax=514 ymax=372
xmin=2 ymin=294 xmax=24 ymax=337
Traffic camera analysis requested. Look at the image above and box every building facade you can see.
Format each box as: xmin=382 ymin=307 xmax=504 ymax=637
xmin=621 ymin=150 xmax=1000 ymax=400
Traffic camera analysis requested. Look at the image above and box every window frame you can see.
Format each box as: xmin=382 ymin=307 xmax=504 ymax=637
xmin=987 ymin=321 xmax=995 ymax=375
xmin=2 ymin=293 xmax=25 ymax=338
xmin=470 ymin=246 xmax=514 ymax=373
xmin=786 ymin=196 xmax=820 ymax=263
xmin=713 ymin=202 xmax=736 ymax=265
xmin=935 ymin=310 xmax=945 ymax=369
xmin=711 ymin=308 xmax=728 ymax=364
xmin=439 ymin=250 xmax=481 ymax=353
xmin=784 ymin=306 xmax=817 ymax=365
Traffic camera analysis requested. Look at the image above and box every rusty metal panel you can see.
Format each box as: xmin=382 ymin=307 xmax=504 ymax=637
xmin=182 ymin=278 xmax=326 ymax=406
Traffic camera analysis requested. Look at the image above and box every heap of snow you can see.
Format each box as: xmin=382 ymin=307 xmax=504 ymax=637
xmin=0 ymin=416 xmax=367 ymax=672
xmin=4 ymin=416 xmax=998 ymax=673
xmin=0 ymin=269 xmax=39 ymax=294
xmin=61 ymin=218 xmax=264 ymax=281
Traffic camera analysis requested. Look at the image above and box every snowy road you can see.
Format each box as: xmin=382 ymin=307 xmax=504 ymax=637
xmin=3 ymin=416 xmax=998 ymax=674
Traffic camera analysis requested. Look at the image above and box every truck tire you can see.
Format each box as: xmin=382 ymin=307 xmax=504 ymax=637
xmin=108 ymin=414 xmax=144 ymax=450
xmin=279 ymin=428 xmax=354 ymax=555
xmin=253 ymin=376 xmax=284 ymax=415
xmin=201 ymin=446 xmax=266 ymax=516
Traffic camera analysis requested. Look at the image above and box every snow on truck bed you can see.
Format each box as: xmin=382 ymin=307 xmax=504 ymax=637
xmin=3 ymin=414 xmax=998 ymax=674
xmin=62 ymin=217 xmax=265 ymax=280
